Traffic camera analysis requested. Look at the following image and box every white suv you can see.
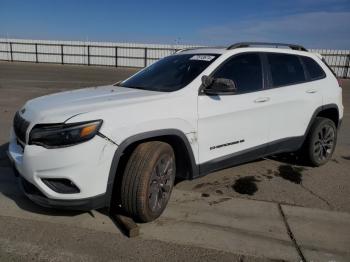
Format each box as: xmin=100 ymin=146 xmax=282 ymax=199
xmin=8 ymin=42 xmax=343 ymax=222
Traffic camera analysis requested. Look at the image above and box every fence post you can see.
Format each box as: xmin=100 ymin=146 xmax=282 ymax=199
xmin=115 ymin=46 xmax=118 ymax=67
xmin=344 ymin=55 xmax=350 ymax=79
xmin=87 ymin=45 xmax=90 ymax=66
xmin=35 ymin=43 xmax=38 ymax=63
xmin=61 ymin=44 xmax=64 ymax=64
xmin=9 ymin=42 xmax=13 ymax=62
xmin=144 ymin=47 xmax=148 ymax=67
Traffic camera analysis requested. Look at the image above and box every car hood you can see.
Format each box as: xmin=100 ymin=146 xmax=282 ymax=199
xmin=21 ymin=85 xmax=166 ymax=124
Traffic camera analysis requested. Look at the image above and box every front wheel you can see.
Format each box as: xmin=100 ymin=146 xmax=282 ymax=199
xmin=120 ymin=141 xmax=176 ymax=222
xmin=302 ymin=117 xmax=337 ymax=166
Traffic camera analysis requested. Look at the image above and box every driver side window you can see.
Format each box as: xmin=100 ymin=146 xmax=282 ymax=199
xmin=213 ymin=53 xmax=263 ymax=94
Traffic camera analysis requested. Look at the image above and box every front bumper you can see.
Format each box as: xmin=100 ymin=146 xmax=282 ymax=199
xmin=17 ymin=174 xmax=106 ymax=210
xmin=8 ymin=129 xmax=117 ymax=210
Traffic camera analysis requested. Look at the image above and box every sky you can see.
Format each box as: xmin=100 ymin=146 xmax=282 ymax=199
xmin=0 ymin=0 xmax=349 ymax=48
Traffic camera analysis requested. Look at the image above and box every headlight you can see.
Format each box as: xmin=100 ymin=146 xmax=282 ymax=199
xmin=29 ymin=120 xmax=103 ymax=148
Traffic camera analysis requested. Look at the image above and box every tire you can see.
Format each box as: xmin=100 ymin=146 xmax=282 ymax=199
xmin=302 ymin=117 xmax=337 ymax=166
xmin=120 ymin=141 xmax=176 ymax=222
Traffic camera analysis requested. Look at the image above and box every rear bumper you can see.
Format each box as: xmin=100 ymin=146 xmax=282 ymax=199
xmin=338 ymin=118 xmax=343 ymax=130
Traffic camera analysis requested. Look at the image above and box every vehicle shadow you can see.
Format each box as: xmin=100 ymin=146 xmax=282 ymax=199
xmin=0 ymin=142 xmax=85 ymax=217
xmin=267 ymin=152 xmax=309 ymax=167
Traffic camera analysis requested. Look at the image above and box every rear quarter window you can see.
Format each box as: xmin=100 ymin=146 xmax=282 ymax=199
xmin=301 ymin=56 xmax=326 ymax=80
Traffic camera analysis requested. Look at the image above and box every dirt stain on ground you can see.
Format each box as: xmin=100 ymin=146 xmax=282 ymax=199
xmin=209 ymin=197 xmax=231 ymax=206
xmin=192 ymin=183 xmax=212 ymax=190
xmin=192 ymin=181 xmax=220 ymax=190
xmin=276 ymin=165 xmax=306 ymax=184
xmin=232 ymin=176 xmax=260 ymax=195
xmin=342 ymin=155 xmax=350 ymax=160
xmin=201 ymin=193 xmax=210 ymax=197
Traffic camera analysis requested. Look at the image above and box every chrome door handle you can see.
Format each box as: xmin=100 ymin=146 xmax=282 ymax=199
xmin=306 ymin=89 xmax=318 ymax=94
xmin=254 ymin=97 xmax=270 ymax=103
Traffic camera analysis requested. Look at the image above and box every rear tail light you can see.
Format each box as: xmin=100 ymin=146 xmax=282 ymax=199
xmin=337 ymin=78 xmax=342 ymax=87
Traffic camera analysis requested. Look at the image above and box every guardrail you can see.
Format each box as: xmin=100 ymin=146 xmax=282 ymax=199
xmin=0 ymin=40 xmax=349 ymax=78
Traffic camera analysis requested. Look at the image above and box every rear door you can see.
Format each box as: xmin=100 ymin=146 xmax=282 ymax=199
xmin=262 ymin=53 xmax=323 ymax=148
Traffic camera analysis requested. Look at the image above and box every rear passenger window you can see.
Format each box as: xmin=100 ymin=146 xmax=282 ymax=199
xmin=267 ymin=53 xmax=306 ymax=87
xmin=213 ymin=53 xmax=263 ymax=94
xmin=301 ymin=56 xmax=326 ymax=80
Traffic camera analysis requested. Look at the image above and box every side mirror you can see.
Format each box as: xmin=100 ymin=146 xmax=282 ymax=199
xmin=201 ymin=75 xmax=236 ymax=95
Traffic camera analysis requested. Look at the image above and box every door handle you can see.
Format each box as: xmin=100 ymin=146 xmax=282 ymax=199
xmin=254 ymin=97 xmax=270 ymax=103
xmin=306 ymin=89 xmax=318 ymax=94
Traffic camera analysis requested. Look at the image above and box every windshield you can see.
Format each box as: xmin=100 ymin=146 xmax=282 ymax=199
xmin=120 ymin=54 xmax=219 ymax=92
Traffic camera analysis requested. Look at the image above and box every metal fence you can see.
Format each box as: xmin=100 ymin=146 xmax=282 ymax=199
xmin=0 ymin=39 xmax=349 ymax=78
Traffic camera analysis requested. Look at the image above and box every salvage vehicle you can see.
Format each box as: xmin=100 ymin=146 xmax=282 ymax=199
xmin=8 ymin=42 xmax=343 ymax=222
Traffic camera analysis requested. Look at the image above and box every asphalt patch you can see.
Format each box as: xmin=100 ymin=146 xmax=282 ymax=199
xmin=232 ymin=176 xmax=260 ymax=195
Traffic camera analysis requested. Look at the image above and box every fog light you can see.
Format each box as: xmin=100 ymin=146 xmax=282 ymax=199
xmin=42 ymin=178 xmax=80 ymax=194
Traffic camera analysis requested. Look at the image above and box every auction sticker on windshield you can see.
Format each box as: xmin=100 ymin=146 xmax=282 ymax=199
xmin=190 ymin=55 xmax=216 ymax=61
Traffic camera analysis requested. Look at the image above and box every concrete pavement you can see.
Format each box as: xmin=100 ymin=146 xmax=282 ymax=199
xmin=1 ymin=179 xmax=349 ymax=261
xmin=0 ymin=62 xmax=350 ymax=261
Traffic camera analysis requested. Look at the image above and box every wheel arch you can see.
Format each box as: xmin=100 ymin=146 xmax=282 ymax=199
xmin=315 ymin=106 xmax=340 ymax=128
xmin=104 ymin=129 xmax=198 ymax=208
xmin=304 ymin=104 xmax=340 ymax=140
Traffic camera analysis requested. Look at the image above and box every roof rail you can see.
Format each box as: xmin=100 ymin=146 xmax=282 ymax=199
xmin=227 ymin=42 xmax=308 ymax=52
xmin=175 ymin=48 xmax=197 ymax=53
xmin=175 ymin=46 xmax=225 ymax=53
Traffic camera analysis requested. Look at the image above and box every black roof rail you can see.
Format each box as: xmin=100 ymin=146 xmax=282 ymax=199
xmin=175 ymin=46 xmax=225 ymax=53
xmin=227 ymin=42 xmax=308 ymax=52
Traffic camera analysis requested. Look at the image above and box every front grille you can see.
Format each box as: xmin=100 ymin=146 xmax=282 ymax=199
xmin=13 ymin=112 xmax=30 ymax=143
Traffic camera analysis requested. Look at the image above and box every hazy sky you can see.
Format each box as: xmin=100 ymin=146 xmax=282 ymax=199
xmin=1 ymin=0 xmax=349 ymax=48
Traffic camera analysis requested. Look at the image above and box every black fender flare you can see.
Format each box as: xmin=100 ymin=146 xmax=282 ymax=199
xmin=104 ymin=129 xmax=198 ymax=207
xmin=302 ymin=103 xmax=340 ymax=143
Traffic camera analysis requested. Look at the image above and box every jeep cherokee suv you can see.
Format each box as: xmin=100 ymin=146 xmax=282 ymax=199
xmin=8 ymin=42 xmax=343 ymax=222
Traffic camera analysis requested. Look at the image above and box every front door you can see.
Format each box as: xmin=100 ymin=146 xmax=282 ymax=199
xmin=197 ymin=53 xmax=271 ymax=172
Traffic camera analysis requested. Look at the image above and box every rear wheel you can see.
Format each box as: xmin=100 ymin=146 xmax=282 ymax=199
xmin=120 ymin=141 xmax=176 ymax=222
xmin=302 ymin=117 xmax=337 ymax=166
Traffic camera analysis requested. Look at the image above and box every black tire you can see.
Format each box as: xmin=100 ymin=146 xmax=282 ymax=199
xmin=302 ymin=117 xmax=337 ymax=166
xmin=120 ymin=141 xmax=176 ymax=222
